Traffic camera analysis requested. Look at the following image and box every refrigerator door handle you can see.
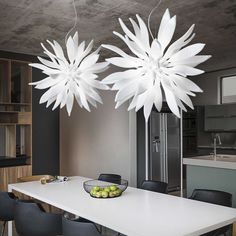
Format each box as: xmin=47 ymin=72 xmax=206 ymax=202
xmin=152 ymin=138 xmax=160 ymax=153
xmin=164 ymin=113 xmax=168 ymax=184
xmin=161 ymin=113 xmax=166 ymax=182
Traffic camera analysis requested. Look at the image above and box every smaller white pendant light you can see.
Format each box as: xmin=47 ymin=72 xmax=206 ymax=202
xmin=102 ymin=9 xmax=211 ymax=121
xmin=29 ymin=32 xmax=109 ymax=116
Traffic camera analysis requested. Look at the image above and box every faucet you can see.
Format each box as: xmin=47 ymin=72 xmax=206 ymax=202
xmin=212 ymin=133 xmax=222 ymax=159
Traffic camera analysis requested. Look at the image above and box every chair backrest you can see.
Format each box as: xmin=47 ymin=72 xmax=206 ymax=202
xmin=62 ymin=217 xmax=101 ymax=236
xmin=98 ymin=173 xmax=121 ymax=184
xmin=189 ymin=189 xmax=232 ymax=236
xmin=14 ymin=201 xmax=62 ymax=236
xmin=141 ymin=180 xmax=168 ymax=194
xmin=189 ymin=189 xmax=232 ymax=207
xmin=0 ymin=192 xmax=16 ymax=221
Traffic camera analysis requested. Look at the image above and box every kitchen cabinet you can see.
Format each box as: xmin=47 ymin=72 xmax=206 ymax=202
xmin=205 ymin=104 xmax=236 ymax=131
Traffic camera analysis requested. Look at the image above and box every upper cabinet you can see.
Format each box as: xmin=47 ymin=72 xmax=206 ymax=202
xmin=205 ymin=104 xmax=236 ymax=131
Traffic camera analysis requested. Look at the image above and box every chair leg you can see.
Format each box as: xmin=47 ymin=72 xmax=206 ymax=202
xmin=1 ymin=221 xmax=6 ymax=236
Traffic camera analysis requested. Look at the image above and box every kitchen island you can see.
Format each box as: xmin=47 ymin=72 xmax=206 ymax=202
xmin=183 ymin=155 xmax=236 ymax=207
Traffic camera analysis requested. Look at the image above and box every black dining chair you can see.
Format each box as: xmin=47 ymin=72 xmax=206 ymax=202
xmin=189 ymin=189 xmax=232 ymax=236
xmin=0 ymin=192 xmax=17 ymax=236
xmin=62 ymin=217 xmax=104 ymax=236
xmin=141 ymin=180 xmax=168 ymax=194
xmin=98 ymin=173 xmax=121 ymax=184
xmin=14 ymin=201 xmax=62 ymax=236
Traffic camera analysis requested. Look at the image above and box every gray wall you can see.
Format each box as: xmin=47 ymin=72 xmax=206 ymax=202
xmin=60 ymin=68 xmax=137 ymax=186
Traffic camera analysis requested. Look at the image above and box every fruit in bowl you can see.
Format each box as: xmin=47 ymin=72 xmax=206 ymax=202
xmin=90 ymin=185 xmax=122 ymax=198
xmin=83 ymin=179 xmax=128 ymax=199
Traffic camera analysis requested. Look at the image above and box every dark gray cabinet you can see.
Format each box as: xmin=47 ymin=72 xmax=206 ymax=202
xmin=205 ymin=104 xmax=236 ymax=131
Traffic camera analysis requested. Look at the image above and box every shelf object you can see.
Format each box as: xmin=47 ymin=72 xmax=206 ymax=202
xmin=0 ymin=58 xmax=32 ymax=191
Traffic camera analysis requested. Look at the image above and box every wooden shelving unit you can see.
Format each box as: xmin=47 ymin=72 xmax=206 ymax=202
xmin=0 ymin=58 xmax=32 ymax=191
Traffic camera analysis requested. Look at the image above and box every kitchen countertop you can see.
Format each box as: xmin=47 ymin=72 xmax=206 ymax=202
xmin=198 ymin=145 xmax=236 ymax=150
xmin=183 ymin=154 xmax=236 ymax=170
xmin=0 ymin=155 xmax=29 ymax=167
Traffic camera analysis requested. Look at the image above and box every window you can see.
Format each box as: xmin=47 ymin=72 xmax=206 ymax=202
xmin=221 ymin=75 xmax=236 ymax=104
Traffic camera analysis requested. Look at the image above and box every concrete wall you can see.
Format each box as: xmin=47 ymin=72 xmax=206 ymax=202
xmin=60 ymin=69 xmax=137 ymax=187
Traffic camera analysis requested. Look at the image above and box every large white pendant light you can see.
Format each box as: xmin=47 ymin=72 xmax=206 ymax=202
xmin=29 ymin=33 xmax=109 ymax=116
xmin=29 ymin=1 xmax=109 ymax=116
xmin=102 ymin=9 xmax=211 ymax=121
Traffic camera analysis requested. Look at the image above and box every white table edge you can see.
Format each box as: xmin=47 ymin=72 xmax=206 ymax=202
xmin=7 ymin=179 xmax=236 ymax=236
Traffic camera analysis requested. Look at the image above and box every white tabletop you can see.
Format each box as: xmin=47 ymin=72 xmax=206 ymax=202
xmin=8 ymin=176 xmax=236 ymax=236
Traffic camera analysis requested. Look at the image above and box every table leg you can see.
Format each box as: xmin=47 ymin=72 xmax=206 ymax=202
xmin=8 ymin=222 xmax=12 ymax=236
xmin=7 ymin=185 xmax=13 ymax=236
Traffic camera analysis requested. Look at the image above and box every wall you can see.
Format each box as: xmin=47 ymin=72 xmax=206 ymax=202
xmin=32 ymin=69 xmax=60 ymax=175
xmin=192 ymin=67 xmax=236 ymax=106
xmin=0 ymin=50 xmax=60 ymax=175
xmin=60 ymin=68 xmax=137 ymax=186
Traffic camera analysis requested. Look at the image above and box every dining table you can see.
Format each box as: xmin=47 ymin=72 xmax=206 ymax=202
xmin=8 ymin=176 xmax=236 ymax=236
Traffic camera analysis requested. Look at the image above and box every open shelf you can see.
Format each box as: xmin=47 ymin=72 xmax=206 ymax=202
xmin=0 ymin=58 xmax=32 ymax=160
xmin=0 ymin=58 xmax=32 ymax=191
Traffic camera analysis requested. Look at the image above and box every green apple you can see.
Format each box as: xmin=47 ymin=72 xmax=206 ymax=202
xmin=93 ymin=186 xmax=100 ymax=192
xmin=101 ymin=191 xmax=109 ymax=198
xmin=104 ymin=187 xmax=110 ymax=193
xmin=109 ymin=191 xmax=115 ymax=198
xmin=96 ymin=191 xmax=102 ymax=198
xmin=115 ymin=189 xmax=122 ymax=196
xmin=110 ymin=185 xmax=118 ymax=191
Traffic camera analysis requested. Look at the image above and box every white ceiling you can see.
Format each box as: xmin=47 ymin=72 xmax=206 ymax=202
xmin=0 ymin=0 xmax=236 ymax=71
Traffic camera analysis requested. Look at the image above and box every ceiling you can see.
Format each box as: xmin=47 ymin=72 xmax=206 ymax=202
xmin=0 ymin=0 xmax=236 ymax=71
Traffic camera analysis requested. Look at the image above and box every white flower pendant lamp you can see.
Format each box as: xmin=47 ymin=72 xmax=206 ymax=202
xmin=102 ymin=9 xmax=211 ymax=121
xmin=29 ymin=32 xmax=109 ymax=116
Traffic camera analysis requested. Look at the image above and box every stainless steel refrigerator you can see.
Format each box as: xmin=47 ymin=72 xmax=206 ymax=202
xmin=149 ymin=111 xmax=180 ymax=192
